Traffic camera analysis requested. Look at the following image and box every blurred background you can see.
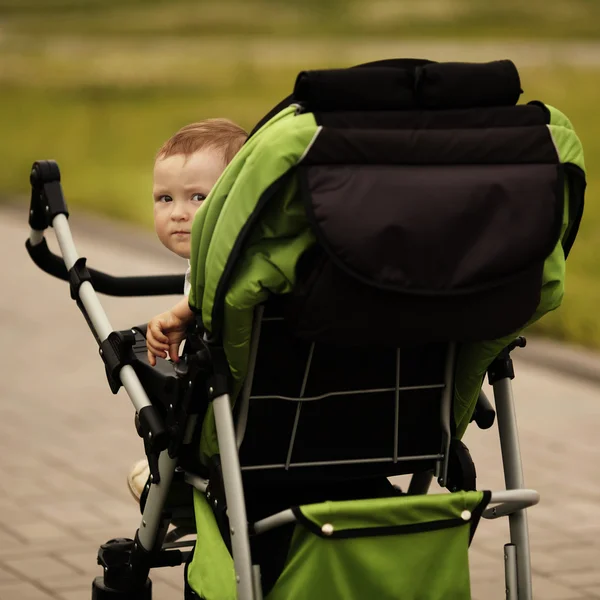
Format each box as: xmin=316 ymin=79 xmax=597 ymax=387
xmin=2 ymin=0 xmax=600 ymax=348
xmin=1 ymin=3 xmax=600 ymax=599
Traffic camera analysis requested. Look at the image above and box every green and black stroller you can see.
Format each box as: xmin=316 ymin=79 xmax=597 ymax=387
xmin=26 ymin=58 xmax=586 ymax=599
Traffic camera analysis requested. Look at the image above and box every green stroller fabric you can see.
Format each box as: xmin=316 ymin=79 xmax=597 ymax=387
xmin=187 ymin=490 xmax=490 ymax=600
xmin=188 ymin=103 xmax=585 ymax=458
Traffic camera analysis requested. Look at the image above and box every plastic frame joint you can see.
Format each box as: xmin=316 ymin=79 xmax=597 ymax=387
xmin=100 ymin=330 xmax=136 ymax=393
xmin=29 ymin=160 xmax=69 ymax=230
xmin=69 ymin=257 xmax=93 ymax=300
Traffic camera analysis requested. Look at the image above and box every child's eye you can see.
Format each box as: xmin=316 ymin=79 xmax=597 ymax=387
xmin=191 ymin=193 xmax=206 ymax=202
xmin=157 ymin=195 xmax=172 ymax=203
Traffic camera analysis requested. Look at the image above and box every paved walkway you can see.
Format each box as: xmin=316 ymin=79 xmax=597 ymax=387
xmin=1 ymin=207 xmax=600 ymax=599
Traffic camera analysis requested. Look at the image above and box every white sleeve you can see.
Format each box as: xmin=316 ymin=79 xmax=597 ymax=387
xmin=183 ymin=262 xmax=191 ymax=297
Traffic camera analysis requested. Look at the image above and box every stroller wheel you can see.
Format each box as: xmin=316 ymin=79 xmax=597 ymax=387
xmin=92 ymin=575 xmax=152 ymax=599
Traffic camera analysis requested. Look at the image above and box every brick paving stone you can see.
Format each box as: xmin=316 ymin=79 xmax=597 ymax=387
xmin=57 ymin=590 xmax=91 ymax=600
xmin=152 ymin=566 xmax=186 ymax=592
xmin=36 ymin=502 xmax=109 ymax=529
xmin=2 ymin=556 xmax=78 ymax=585
xmin=3 ymin=209 xmax=600 ymax=599
xmin=9 ymin=521 xmax=74 ymax=545
xmin=56 ymin=551 xmax=101 ymax=578
xmin=554 ymin=570 xmax=600 ymax=590
xmin=0 ymin=566 xmax=18 ymax=584
xmin=530 ymin=544 xmax=600 ymax=576
xmin=529 ymin=577 xmax=589 ymax=600
xmin=149 ymin=578 xmax=183 ymax=599
xmin=0 ymin=581 xmax=53 ymax=600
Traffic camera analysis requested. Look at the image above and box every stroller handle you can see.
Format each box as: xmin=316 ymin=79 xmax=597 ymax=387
xmin=26 ymin=235 xmax=184 ymax=297
xmin=26 ymin=160 xmax=169 ymax=457
xmin=27 ymin=159 xmax=184 ymax=297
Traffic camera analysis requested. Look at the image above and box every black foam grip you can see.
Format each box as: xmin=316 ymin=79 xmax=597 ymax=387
xmin=473 ymin=391 xmax=496 ymax=430
xmin=26 ymin=238 xmax=185 ymax=297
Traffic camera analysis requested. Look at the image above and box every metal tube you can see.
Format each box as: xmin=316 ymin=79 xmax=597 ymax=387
xmin=241 ymin=454 xmax=443 ymax=471
xmin=437 ymin=343 xmax=456 ymax=486
xmin=213 ymin=393 xmax=254 ymax=600
xmin=29 ymin=228 xmax=45 ymax=245
xmin=120 ymin=366 xmax=155 ymax=414
xmin=253 ymin=509 xmax=296 ymax=535
xmin=393 ymin=349 xmax=400 ymax=462
xmin=163 ymin=539 xmax=196 ymax=549
xmin=408 ymin=471 xmax=434 ymax=495
xmin=184 ymin=472 xmax=209 ymax=493
xmin=504 ymin=544 xmax=518 ymax=600
xmin=52 ymin=214 xmax=153 ymax=413
xmin=484 ymin=490 xmax=540 ymax=519
xmin=137 ymin=450 xmax=178 ymax=550
xmin=489 ymin=489 xmax=540 ymax=504
xmin=253 ymin=566 xmax=264 ymax=600
xmin=252 ymin=488 xmax=539 ymax=534
xmin=494 ymin=377 xmax=533 ymax=600
xmin=77 ymin=281 xmax=117 ymax=340
xmin=285 ymin=342 xmax=315 ymax=469
xmin=236 ymin=306 xmax=264 ymax=446
xmin=53 ymin=215 xmax=112 ymax=337
xmin=52 ymin=214 xmax=79 ymax=269
xmin=250 ymin=383 xmax=444 ymax=403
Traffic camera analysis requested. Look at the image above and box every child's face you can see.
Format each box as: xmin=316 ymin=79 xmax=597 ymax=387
xmin=153 ymin=148 xmax=225 ymax=259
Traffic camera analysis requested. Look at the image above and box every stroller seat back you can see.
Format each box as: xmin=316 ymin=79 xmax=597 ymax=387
xmin=236 ymin=301 xmax=453 ymax=484
xmin=190 ymin=59 xmax=585 ymax=461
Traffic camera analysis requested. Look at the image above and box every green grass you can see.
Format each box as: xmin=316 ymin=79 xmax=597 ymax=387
xmin=2 ymin=0 xmax=600 ymax=40
xmin=512 ymin=68 xmax=600 ymax=348
xmin=2 ymin=1 xmax=600 ymax=349
xmin=1 ymin=77 xmax=294 ymax=227
xmin=4 ymin=63 xmax=600 ymax=348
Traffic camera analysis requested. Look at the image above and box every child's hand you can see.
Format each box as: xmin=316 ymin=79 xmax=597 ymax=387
xmin=146 ymin=297 xmax=195 ymax=366
xmin=146 ymin=309 xmax=188 ymax=366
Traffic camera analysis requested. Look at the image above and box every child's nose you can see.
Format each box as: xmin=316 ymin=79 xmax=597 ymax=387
xmin=171 ymin=204 xmax=189 ymax=221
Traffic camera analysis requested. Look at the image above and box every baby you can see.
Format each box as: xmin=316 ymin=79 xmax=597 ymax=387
xmin=128 ymin=118 xmax=248 ymax=500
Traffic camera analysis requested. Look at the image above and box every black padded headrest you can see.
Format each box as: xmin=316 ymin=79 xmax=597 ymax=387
xmin=295 ymin=67 xmax=419 ymax=111
xmin=294 ymin=60 xmax=522 ymax=111
xmin=247 ymin=58 xmax=433 ymax=138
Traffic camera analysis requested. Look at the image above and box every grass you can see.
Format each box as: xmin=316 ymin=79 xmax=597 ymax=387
xmin=4 ymin=63 xmax=600 ymax=348
xmin=515 ymin=68 xmax=600 ymax=347
xmin=0 ymin=67 xmax=301 ymax=227
xmin=2 ymin=0 xmax=600 ymax=40
xmin=2 ymin=1 xmax=600 ymax=348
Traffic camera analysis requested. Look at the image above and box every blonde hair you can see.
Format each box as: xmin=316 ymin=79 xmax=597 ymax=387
xmin=157 ymin=118 xmax=248 ymax=165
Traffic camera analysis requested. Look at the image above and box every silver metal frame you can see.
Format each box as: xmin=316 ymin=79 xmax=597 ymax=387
xmin=32 ymin=217 xmax=178 ymax=556
xmin=437 ymin=342 xmax=456 ymax=487
xmin=235 ymin=305 xmax=265 ymax=447
xmin=30 ymin=218 xmax=154 ymax=415
xmin=491 ymin=379 xmax=534 ymax=600
xmin=210 ymin=308 xmax=539 ymax=600
xmin=252 ymin=489 xmax=539 ymax=535
xmin=213 ymin=392 xmax=255 ymax=600
xmin=35 ymin=216 xmax=540 ymax=600
xmin=504 ymin=544 xmax=518 ymax=600
xmin=137 ymin=451 xmax=178 ymax=550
